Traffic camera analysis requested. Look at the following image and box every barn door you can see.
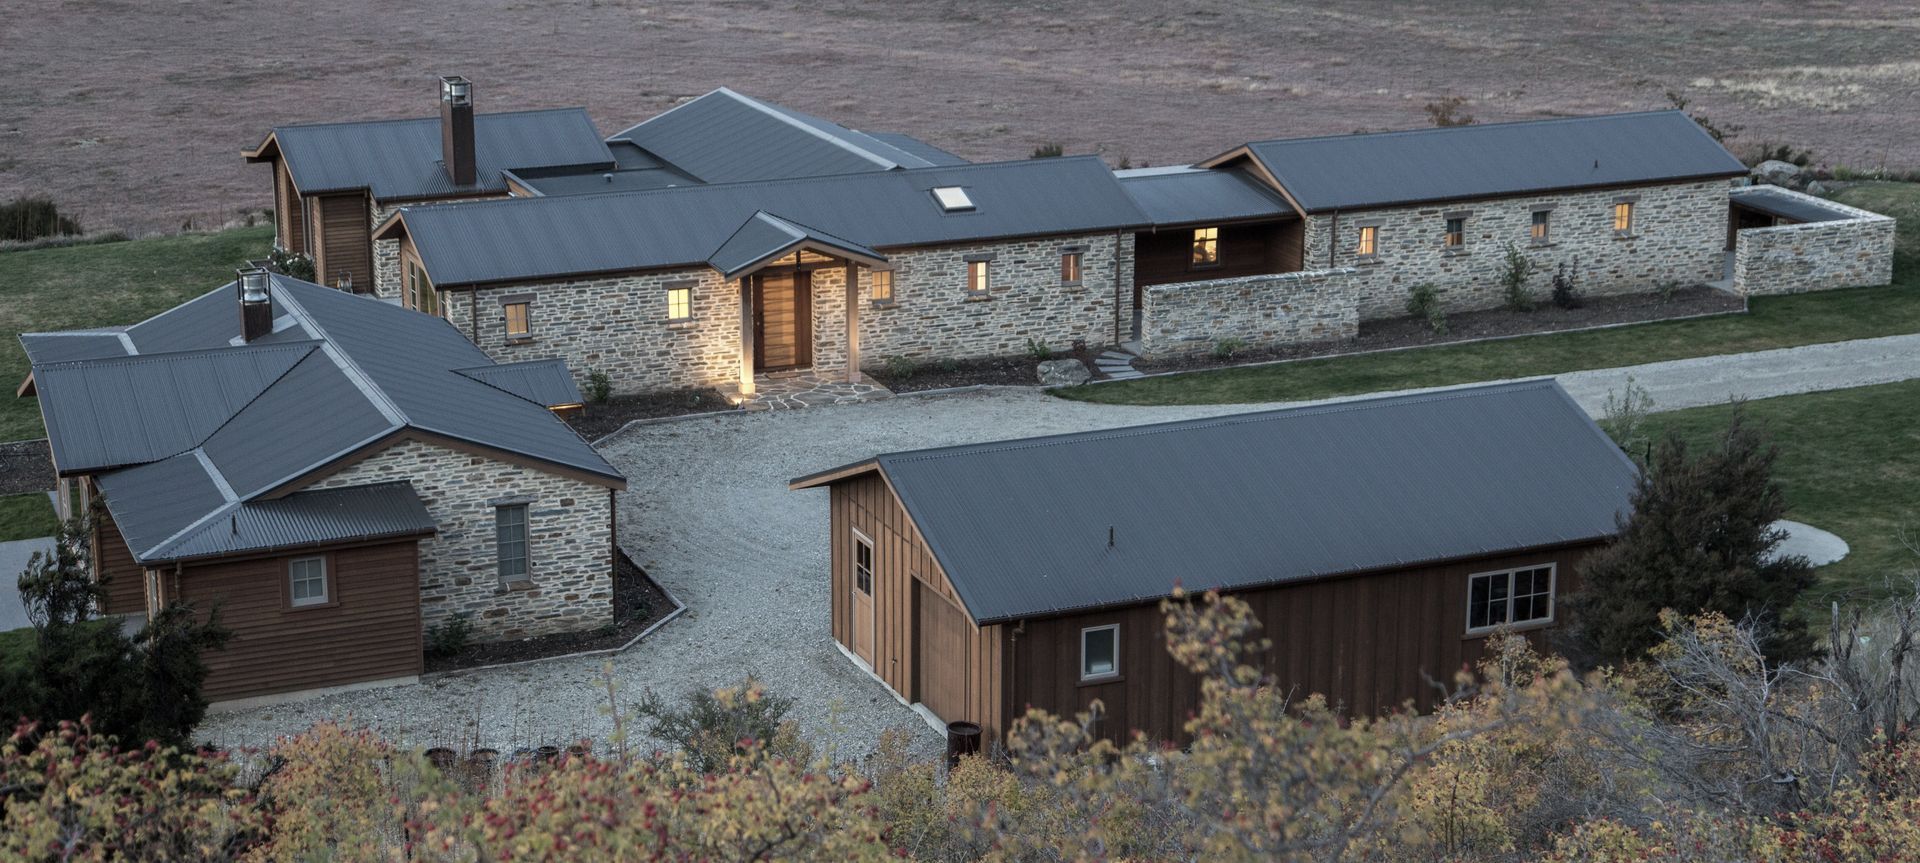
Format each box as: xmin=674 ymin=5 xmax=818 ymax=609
xmin=851 ymin=529 xmax=876 ymax=665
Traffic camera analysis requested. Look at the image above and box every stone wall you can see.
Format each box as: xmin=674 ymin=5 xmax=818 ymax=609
xmin=306 ymin=439 xmax=614 ymax=641
xmin=1301 ymin=180 xmax=1731 ymax=320
xmin=1140 ymin=268 xmax=1361 ymax=357
xmin=1730 ymin=189 xmax=1896 ymax=296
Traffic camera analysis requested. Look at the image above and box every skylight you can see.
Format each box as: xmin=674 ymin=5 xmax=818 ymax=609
xmin=932 ymin=186 xmax=975 ymax=212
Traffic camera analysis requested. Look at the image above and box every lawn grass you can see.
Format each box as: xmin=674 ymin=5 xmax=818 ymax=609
xmin=0 ymin=492 xmax=58 ymax=542
xmin=1638 ymin=378 xmax=1920 ymax=606
xmin=1061 ymin=181 xmax=1920 ymax=408
xmin=0 ymin=226 xmax=274 ymax=442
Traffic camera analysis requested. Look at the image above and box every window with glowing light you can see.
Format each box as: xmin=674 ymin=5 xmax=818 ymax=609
xmin=1356 ymin=225 xmax=1379 ymax=258
xmin=967 ymin=260 xmax=990 ymax=296
xmin=666 ymin=285 xmax=693 ymax=322
xmin=871 ymin=269 xmax=894 ymax=305
xmin=1190 ymin=226 xmax=1219 ymax=267
xmin=1613 ymin=201 xmax=1635 ymax=235
xmin=503 ymin=302 xmax=531 ymax=340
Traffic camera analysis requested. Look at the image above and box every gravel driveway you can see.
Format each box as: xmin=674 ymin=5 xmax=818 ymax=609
xmin=196 ymin=333 xmax=1920 ymax=758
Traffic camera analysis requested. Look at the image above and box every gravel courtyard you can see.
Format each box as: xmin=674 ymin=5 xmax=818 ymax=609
xmin=196 ymin=333 xmax=1920 ymax=759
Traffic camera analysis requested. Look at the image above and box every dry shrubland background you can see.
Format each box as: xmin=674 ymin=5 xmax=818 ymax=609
xmin=1 ymin=0 xmax=1917 ymax=235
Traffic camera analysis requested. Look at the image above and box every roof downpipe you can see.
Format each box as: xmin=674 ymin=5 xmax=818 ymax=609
xmin=440 ymin=76 xmax=476 ymax=186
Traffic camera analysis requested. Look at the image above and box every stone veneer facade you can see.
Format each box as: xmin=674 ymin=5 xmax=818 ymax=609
xmin=1302 ymin=180 xmax=1732 ymax=320
xmin=306 ymin=439 xmax=614 ymax=641
xmin=439 ymin=231 xmax=1130 ymax=396
xmin=1140 ymin=268 xmax=1362 ymax=357
xmin=1730 ymin=188 xmax=1896 ymax=296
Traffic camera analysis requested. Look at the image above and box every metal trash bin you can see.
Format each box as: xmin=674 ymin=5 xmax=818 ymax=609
xmin=945 ymin=721 xmax=982 ymax=768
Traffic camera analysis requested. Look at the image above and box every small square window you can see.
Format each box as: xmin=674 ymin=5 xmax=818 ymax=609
xmin=1613 ymin=201 xmax=1635 ymax=235
xmin=289 ymin=556 xmax=329 ymax=607
xmin=1190 ymin=227 xmax=1219 ymax=267
xmin=1356 ymin=224 xmax=1379 ymax=258
xmin=666 ymin=285 xmax=693 ymax=322
xmin=1081 ymin=624 xmax=1119 ymax=681
xmin=1443 ymin=217 xmax=1465 ymax=249
xmin=1531 ymin=210 xmax=1552 ymax=244
xmin=496 ymin=504 xmax=529 ymax=583
xmin=871 ymin=269 xmax=894 ymax=305
xmin=503 ymin=302 xmax=531 ymax=340
xmin=966 ymin=260 xmax=990 ymax=296
xmin=1061 ymin=251 xmax=1083 ymax=284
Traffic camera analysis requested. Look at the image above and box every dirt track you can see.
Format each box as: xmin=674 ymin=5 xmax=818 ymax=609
xmin=3 ymin=0 xmax=1917 ymax=235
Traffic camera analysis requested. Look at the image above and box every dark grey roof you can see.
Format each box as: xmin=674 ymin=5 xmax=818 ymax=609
xmin=386 ymin=156 xmax=1146 ymax=286
xmin=1730 ymin=185 xmax=1856 ymax=223
xmin=794 ymin=381 xmax=1637 ymax=624
xmin=267 ymin=108 xmax=613 ymax=200
xmin=145 ymin=482 xmax=437 ymax=563
xmin=455 ymin=359 xmax=585 ymax=408
xmin=18 ymin=330 xmax=135 ymax=365
xmin=505 ymin=141 xmax=702 ymax=197
xmin=608 ymin=88 xmax=943 ymax=183
xmin=25 ymin=276 xmax=622 ymax=564
xmin=863 ymin=132 xmax=970 ymax=167
xmin=1116 ymin=166 xmax=1296 ymax=225
xmin=707 ymin=212 xmax=888 ymax=279
xmin=1231 ymin=111 xmax=1746 ymax=213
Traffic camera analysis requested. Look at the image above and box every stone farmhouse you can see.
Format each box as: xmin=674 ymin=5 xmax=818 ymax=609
xmin=17 ymin=269 xmax=624 ymax=705
xmin=251 ymin=82 xmax=1895 ymax=400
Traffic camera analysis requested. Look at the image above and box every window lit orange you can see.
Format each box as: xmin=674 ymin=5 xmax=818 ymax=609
xmin=1357 ymin=225 xmax=1378 ymax=257
xmin=1613 ymin=201 xmax=1634 ymax=234
xmin=1190 ymin=227 xmax=1219 ymax=266
xmin=503 ymin=302 xmax=531 ymax=339
xmin=967 ymin=260 xmax=990 ymax=295
xmin=1061 ymin=251 xmax=1082 ymax=283
xmin=871 ymin=269 xmax=893 ymax=304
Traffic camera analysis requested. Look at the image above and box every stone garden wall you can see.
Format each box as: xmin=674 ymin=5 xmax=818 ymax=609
xmin=307 ymin=440 xmax=614 ymax=641
xmin=1140 ymin=268 xmax=1361 ymax=357
xmin=1730 ymin=189 xmax=1895 ymax=296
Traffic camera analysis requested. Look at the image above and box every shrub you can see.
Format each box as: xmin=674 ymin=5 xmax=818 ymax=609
xmin=424 ymin=613 xmax=474 ymax=659
xmin=1498 ymin=242 xmax=1539 ymax=312
xmin=1747 ymin=142 xmax=1815 ymax=168
xmin=1598 ymin=373 xmax=1655 ymax=456
xmin=1423 ymin=95 xmax=1475 ymax=127
xmin=1655 ymin=278 xmax=1681 ymax=303
xmin=633 ymin=676 xmax=803 ymax=773
xmin=1025 ymin=337 xmax=1054 ymax=360
xmin=1030 ymin=142 xmax=1064 ymax=158
xmin=585 ymin=369 xmax=612 ymax=404
xmin=882 ymin=354 xmax=917 ymax=380
xmin=1405 ymin=283 xmax=1448 ymax=335
xmin=267 ymin=247 xmax=315 ymax=281
xmin=1549 ymin=260 xmax=1583 ymax=309
xmin=1212 ymin=337 xmax=1248 ymax=360
xmin=0 ymin=197 xmax=82 ymax=243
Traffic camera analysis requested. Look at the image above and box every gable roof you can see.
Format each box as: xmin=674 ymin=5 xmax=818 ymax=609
xmin=608 ymin=88 xmax=946 ymax=183
xmin=791 ymin=381 xmax=1637 ymax=625
xmin=1115 ymin=165 xmax=1296 ymax=226
xmin=1205 ymin=110 xmax=1746 ymax=213
xmin=24 ymin=276 xmax=622 ymax=565
xmin=250 ymin=108 xmax=613 ymax=200
xmin=707 ymin=211 xmax=889 ymax=279
xmin=379 ymin=156 xmax=1147 ymax=287
xmin=454 ymin=359 xmax=586 ymax=408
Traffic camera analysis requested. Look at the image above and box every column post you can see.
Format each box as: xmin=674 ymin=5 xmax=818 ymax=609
xmin=845 ymin=261 xmax=861 ymax=383
xmin=738 ymin=277 xmax=756 ymax=398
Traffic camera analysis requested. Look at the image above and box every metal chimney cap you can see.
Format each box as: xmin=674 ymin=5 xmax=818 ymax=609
xmin=440 ymin=76 xmax=472 ymax=105
xmin=237 ymin=267 xmax=271 ymax=303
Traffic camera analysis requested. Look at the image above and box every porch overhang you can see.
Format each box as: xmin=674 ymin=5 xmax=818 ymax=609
xmin=707 ymin=210 xmax=888 ymax=280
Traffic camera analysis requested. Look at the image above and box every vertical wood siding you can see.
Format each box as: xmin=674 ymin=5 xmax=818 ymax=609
xmin=274 ymin=161 xmax=306 ymax=254
xmin=1132 ymin=220 xmax=1298 ymax=288
xmin=312 ymin=193 xmax=373 ymax=292
xmin=179 ymin=540 xmax=423 ymax=702
xmin=92 ymin=507 xmax=145 ymax=616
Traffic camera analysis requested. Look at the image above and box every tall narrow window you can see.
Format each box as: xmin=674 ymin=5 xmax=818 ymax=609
xmin=1443 ymin=216 xmax=1466 ymax=249
xmin=1356 ymin=225 xmax=1379 ymax=258
xmin=1531 ymin=209 xmax=1552 ymax=244
xmin=967 ymin=259 xmax=990 ymax=296
xmin=1190 ymin=226 xmax=1219 ymax=267
xmin=854 ymin=534 xmax=873 ymax=596
xmin=1612 ymin=201 xmax=1635 ymax=235
xmin=665 ymin=285 xmax=692 ymax=322
xmin=503 ymin=302 xmax=531 ymax=341
xmin=289 ymin=556 xmax=329 ymax=608
xmin=1060 ymin=250 xmax=1083 ymax=284
xmin=496 ymin=504 xmax=529 ymax=582
xmin=1081 ymin=624 xmax=1119 ymax=681
xmin=1466 ymin=565 xmax=1555 ymax=633
xmin=870 ymin=269 xmax=894 ymax=305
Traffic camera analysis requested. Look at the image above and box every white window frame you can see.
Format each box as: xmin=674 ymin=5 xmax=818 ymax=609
xmin=288 ymin=555 xmax=330 ymax=608
xmin=1464 ymin=563 xmax=1557 ymax=635
xmin=1080 ymin=623 xmax=1120 ymax=682
xmin=932 ymin=186 xmax=975 ymax=212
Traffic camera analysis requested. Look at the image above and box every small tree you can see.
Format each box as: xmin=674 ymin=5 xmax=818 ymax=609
xmin=1498 ymin=243 xmax=1539 ymax=312
xmin=1550 ymin=260 xmax=1583 ymax=310
xmin=1598 ymin=373 xmax=1655 ymax=457
xmin=1406 ymin=283 xmax=1448 ymax=335
xmin=1564 ymin=408 xmax=1818 ymax=667
xmin=1424 ymin=95 xmax=1475 ymax=127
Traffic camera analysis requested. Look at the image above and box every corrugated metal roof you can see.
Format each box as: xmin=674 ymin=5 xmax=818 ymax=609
xmin=26 ymin=275 xmax=624 ymax=564
xmin=608 ymin=88 xmax=939 ymax=183
xmin=863 ymin=132 xmax=970 ymax=167
xmin=1116 ymin=166 xmax=1296 ymax=225
xmin=1730 ymin=185 xmax=1855 ymax=223
xmin=796 ymin=381 xmax=1637 ymax=624
xmin=455 ymin=359 xmax=585 ymax=408
xmin=707 ymin=212 xmax=888 ymax=278
xmin=152 ymin=481 xmax=437 ymax=562
xmin=1234 ymin=111 xmax=1746 ymax=212
xmin=391 ymin=156 xmax=1146 ymax=286
xmin=18 ymin=331 xmax=134 ymax=364
xmin=272 ymin=108 xmax=613 ymax=199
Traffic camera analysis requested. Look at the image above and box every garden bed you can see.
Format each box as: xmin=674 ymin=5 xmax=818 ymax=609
xmin=1134 ymin=286 xmax=1745 ymax=375
xmin=565 ymin=388 xmax=734 ymax=440
xmin=869 ymin=343 xmax=1104 ymax=392
xmin=424 ymin=550 xmax=678 ymax=674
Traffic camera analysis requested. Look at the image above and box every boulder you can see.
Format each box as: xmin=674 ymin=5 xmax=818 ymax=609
xmin=1751 ymin=159 xmax=1808 ymax=189
xmin=1803 ymin=179 xmax=1831 ymax=197
xmin=1036 ymin=358 xmax=1092 ymax=387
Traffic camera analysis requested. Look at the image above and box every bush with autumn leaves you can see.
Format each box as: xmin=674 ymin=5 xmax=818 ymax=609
xmin=6 ymin=582 xmax=1920 ymax=862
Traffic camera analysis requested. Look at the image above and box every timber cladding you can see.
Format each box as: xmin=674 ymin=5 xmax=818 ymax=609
xmin=92 ymin=506 xmax=146 ymax=617
xmin=311 ymin=192 xmax=374 ymax=292
xmin=176 ymin=539 xmax=423 ymax=702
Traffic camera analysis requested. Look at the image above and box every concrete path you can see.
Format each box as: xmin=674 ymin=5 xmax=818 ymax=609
xmin=1773 ymin=520 xmax=1850 ymax=567
xmin=0 ymin=536 xmax=56 ymax=631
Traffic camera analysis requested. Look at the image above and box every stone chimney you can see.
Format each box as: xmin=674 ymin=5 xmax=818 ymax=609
xmin=440 ymin=76 xmax=476 ymax=186
xmin=237 ymin=266 xmax=274 ymax=342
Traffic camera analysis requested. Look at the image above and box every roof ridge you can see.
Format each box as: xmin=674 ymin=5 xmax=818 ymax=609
xmin=1246 ymin=109 xmax=1688 ymax=149
xmin=183 ymin=342 xmax=325 ymax=463
xmin=275 ymin=106 xmax=590 ymax=133
xmin=268 ymin=279 xmax=410 ymax=432
xmin=713 ymin=89 xmax=900 ymax=170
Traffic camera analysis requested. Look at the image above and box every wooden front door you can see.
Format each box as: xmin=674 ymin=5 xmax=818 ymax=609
xmin=753 ymin=270 xmax=812 ymax=371
xmin=852 ymin=529 xmax=876 ymax=665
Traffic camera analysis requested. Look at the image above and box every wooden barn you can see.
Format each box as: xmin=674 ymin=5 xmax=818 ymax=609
xmin=790 ymin=381 xmax=1639 ymax=745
